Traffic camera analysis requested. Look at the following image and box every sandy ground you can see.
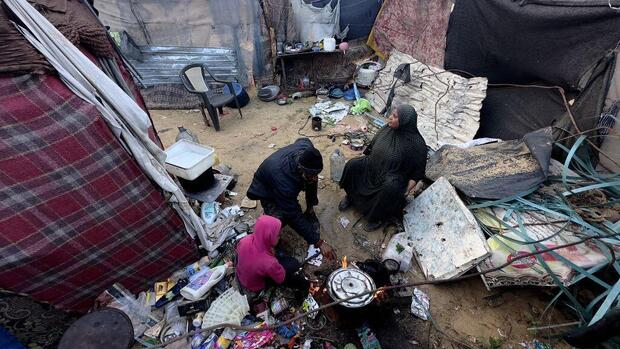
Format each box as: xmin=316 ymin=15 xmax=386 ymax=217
xmin=150 ymin=92 xmax=571 ymax=349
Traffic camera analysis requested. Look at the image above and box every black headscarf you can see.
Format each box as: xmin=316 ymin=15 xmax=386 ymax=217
xmin=365 ymin=104 xmax=427 ymax=181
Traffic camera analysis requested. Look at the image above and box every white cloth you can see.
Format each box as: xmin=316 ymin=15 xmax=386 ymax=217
xmin=291 ymin=0 xmax=340 ymax=42
xmin=5 ymin=0 xmax=212 ymax=249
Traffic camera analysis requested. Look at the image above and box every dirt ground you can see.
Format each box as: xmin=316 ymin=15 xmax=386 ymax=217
xmin=150 ymin=91 xmax=572 ymax=349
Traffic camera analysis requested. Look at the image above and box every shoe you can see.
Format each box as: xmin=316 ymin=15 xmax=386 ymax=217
xmin=364 ymin=220 xmax=383 ymax=232
xmin=338 ymin=196 xmax=351 ymax=211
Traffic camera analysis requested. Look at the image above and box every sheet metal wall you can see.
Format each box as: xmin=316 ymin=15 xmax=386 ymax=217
xmin=94 ymin=0 xmax=270 ymax=85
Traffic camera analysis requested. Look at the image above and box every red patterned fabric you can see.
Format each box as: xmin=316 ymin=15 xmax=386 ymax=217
xmin=0 ymin=73 xmax=197 ymax=312
xmin=368 ymin=0 xmax=452 ymax=67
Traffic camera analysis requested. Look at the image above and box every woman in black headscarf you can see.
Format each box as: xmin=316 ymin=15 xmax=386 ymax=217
xmin=339 ymin=104 xmax=427 ymax=231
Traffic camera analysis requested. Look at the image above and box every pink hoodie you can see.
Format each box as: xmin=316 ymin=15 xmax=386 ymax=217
xmin=236 ymin=215 xmax=286 ymax=292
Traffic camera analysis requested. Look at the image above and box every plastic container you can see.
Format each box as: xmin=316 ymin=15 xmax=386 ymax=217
xmin=214 ymin=328 xmax=236 ymax=349
xmin=180 ymin=265 xmax=228 ymax=301
xmin=382 ymin=232 xmax=415 ymax=272
xmin=223 ymin=82 xmax=250 ymax=108
xmin=323 ymin=37 xmax=336 ymax=52
xmin=164 ymin=139 xmax=216 ymax=180
xmin=165 ymin=301 xmax=187 ymax=336
xmin=330 ymin=149 xmax=346 ymax=182
xmin=356 ymin=61 xmax=383 ymax=87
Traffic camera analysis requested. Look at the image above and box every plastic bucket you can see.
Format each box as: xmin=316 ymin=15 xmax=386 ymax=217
xmin=223 ymin=82 xmax=250 ymax=108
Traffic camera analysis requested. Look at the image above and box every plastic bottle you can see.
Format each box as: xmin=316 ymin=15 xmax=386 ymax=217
xmin=171 ymin=256 xmax=211 ymax=281
xmin=381 ymin=233 xmax=414 ymax=273
xmin=191 ymin=326 xmax=207 ymax=349
xmin=214 ymin=328 xmax=236 ymax=349
xmin=176 ymin=126 xmax=199 ymax=143
xmin=165 ymin=301 xmax=187 ymax=336
xmin=180 ymin=265 xmax=228 ymax=301
xmin=330 ymin=148 xmax=346 ymax=182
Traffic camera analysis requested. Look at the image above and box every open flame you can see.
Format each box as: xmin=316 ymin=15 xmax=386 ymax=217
xmin=341 ymin=256 xmax=348 ymax=269
xmin=309 ymin=281 xmax=321 ymax=295
xmin=374 ymin=288 xmax=387 ymax=301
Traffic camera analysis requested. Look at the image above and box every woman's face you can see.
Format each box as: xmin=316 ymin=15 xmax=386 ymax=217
xmin=388 ymin=108 xmax=400 ymax=129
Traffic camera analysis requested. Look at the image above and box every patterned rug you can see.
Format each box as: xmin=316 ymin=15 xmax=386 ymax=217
xmin=0 ymin=290 xmax=78 ymax=349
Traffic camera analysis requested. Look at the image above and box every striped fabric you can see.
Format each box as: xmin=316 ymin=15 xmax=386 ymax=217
xmin=0 ymin=73 xmax=197 ymax=312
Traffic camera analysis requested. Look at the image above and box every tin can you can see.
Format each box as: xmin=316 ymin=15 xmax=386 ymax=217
xmin=270 ymin=297 xmax=289 ymax=315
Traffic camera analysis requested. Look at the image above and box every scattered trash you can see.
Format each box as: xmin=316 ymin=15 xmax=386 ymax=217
xmin=180 ymin=264 xmax=228 ymax=301
xmin=202 ymin=288 xmax=249 ymax=328
xmin=240 ymin=196 xmax=257 ymax=209
xmin=170 ymin=256 xmax=210 ymax=281
xmin=232 ymin=323 xmax=275 ymax=348
xmin=301 ymin=294 xmax=320 ymax=319
xmin=155 ymin=279 xmax=189 ymax=308
xmin=270 ymin=296 xmax=289 ymax=315
xmin=381 ymin=232 xmax=414 ymax=273
xmin=520 ymin=340 xmax=551 ymax=349
xmin=271 ymin=126 xmax=278 ymax=132
xmin=309 ymin=101 xmax=350 ymax=125
xmin=410 ymin=288 xmax=430 ymax=320
xmin=357 ymin=325 xmax=382 ymax=349
xmin=164 ymin=301 xmax=187 ymax=339
xmin=338 ymin=216 xmax=350 ymax=228
xmin=201 ymin=202 xmax=221 ymax=224
xmin=268 ymin=143 xmax=277 ymax=148
xmin=275 ymin=323 xmax=299 ymax=338
xmin=403 ymin=177 xmax=490 ymax=280
xmin=306 ymin=244 xmax=323 ymax=266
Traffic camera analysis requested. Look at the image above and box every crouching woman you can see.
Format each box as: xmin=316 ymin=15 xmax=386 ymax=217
xmin=236 ymin=215 xmax=306 ymax=294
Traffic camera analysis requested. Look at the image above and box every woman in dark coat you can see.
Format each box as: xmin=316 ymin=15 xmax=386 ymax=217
xmin=339 ymin=104 xmax=427 ymax=231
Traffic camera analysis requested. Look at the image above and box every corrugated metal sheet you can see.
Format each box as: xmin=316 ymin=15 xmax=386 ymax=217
xmin=365 ymin=50 xmax=488 ymax=150
xmin=121 ymin=34 xmax=239 ymax=87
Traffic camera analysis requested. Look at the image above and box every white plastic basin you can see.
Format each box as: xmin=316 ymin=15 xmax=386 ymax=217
xmin=164 ymin=140 xmax=215 ymax=180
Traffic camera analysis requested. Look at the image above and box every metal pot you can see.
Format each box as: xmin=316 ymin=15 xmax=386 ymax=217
xmin=326 ymin=267 xmax=376 ymax=308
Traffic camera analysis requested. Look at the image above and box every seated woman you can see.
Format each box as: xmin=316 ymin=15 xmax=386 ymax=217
xmin=339 ymin=104 xmax=427 ymax=231
xmin=236 ymin=215 xmax=305 ymax=293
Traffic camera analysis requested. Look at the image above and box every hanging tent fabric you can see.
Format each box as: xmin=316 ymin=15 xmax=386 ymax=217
xmin=0 ymin=0 xmax=201 ymax=312
xmin=444 ymin=0 xmax=620 ymax=148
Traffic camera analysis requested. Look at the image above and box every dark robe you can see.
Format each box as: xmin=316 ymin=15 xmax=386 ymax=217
xmin=339 ymin=105 xmax=427 ymax=222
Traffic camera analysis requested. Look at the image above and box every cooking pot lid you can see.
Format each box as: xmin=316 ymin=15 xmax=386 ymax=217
xmin=327 ymin=267 xmax=375 ymax=308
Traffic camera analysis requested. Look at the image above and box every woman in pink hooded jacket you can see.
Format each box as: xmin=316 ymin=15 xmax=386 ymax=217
xmin=236 ymin=215 xmax=302 ymax=292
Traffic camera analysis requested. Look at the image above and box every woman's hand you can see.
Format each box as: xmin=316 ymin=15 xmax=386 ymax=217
xmin=405 ymin=180 xmax=417 ymax=196
xmin=316 ymin=240 xmax=337 ymax=261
